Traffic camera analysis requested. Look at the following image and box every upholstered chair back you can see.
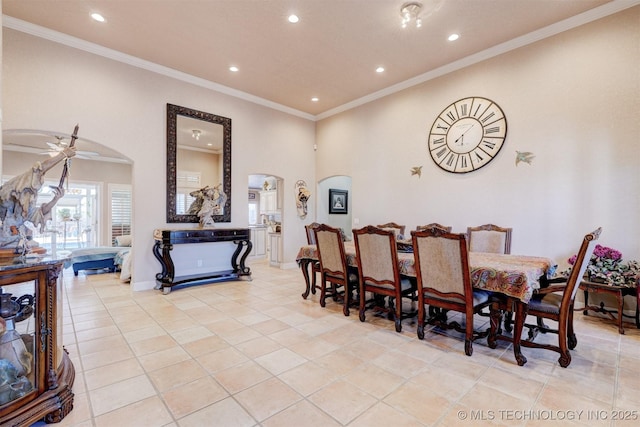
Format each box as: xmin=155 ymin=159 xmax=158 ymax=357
xmin=413 ymin=231 xmax=469 ymax=301
xmin=467 ymin=224 xmax=512 ymax=254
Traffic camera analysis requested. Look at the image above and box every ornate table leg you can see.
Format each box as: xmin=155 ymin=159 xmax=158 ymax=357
xmin=488 ymin=302 xmax=502 ymax=349
xmin=300 ymin=259 xmax=312 ymax=299
xmin=232 ymin=239 xmax=253 ymax=279
xmin=636 ymin=284 xmax=640 ymax=328
xmin=617 ymin=290 xmax=625 ymax=334
xmin=153 ymin=241 xmax=175 ymax=293
xmin=512 ymin=300 xmax=528 ymax=366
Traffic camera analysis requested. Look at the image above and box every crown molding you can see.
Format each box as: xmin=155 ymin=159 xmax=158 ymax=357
xmin=316 ymin=0 xmax=640 ymax=120
xmin=4 ymin=0 xmax=638 ymax=122
xmin=2 ymin=15 xmax=316 ymax=122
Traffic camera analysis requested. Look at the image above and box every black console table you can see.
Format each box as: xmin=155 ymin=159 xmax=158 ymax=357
xmin=153 ymin=228 xmax=252 ymax=294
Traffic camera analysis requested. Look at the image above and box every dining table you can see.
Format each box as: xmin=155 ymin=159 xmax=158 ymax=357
xmin=296 ymin=242 xmax=556 ymax=366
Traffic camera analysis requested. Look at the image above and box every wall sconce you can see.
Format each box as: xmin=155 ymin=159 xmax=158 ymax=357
xmin=192 ymin=129 xmax=201 ymax=140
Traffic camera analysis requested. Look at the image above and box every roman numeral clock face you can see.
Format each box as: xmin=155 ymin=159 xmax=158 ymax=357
xmin=428 ymin=97 xmax=507 ymax=173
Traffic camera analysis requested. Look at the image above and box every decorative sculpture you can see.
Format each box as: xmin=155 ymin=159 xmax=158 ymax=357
xmin=0 ymin=125 xmax=78 ymax=255
xmin=295 ymin=180 xmax=310 ymax=219
xmin=515 ymin=151 xmax=535 ymax=166
xmin=189 ymin=184 xmax=227 ymax=228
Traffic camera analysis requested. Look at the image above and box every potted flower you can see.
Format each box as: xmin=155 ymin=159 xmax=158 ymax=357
xmin=564 ymin=244 xmax=639 ymax=287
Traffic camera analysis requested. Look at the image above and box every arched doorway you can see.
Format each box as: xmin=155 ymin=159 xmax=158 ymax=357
xmin=248 ymin=173 xmax=283 ymax=265
xmin=2 ymin=129 xmax=133 ymax=254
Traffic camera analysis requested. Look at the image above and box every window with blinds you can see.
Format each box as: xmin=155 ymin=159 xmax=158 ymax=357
xmin=176 ymin=170 xmax=201 ymax=214
xmin=177 ymin=170 xmax=201 ymax=188
xmin=109 ymin=185 xmax=132 ymax=245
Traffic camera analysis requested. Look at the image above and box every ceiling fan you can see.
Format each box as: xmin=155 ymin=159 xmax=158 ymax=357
xmin=42 ymin=135 xmax=99 ymax=160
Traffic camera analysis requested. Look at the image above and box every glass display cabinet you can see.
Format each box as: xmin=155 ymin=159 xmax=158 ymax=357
xmin=0 ymin=257 xmax=74 ymax=425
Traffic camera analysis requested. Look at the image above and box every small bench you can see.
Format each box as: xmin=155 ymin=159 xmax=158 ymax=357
xmin=64 ymin=247 xmax=127 ymax=276
xmin=579 ymin=279 xmax=640 ymax=334
xmin=72 ymin=257 xmax=117 ymax=276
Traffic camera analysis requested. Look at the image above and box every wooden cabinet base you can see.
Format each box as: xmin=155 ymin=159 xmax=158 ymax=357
xmin=0 ymin=351 xmax=75 ymax=426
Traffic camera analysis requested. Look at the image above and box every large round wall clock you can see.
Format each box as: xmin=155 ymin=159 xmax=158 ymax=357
xmin=428 ymin=97 xmax=507 ymax=173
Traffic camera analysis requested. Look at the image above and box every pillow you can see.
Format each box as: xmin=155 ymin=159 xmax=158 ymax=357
xmin=119 ymin=248 xmax=133 ymax=282
xmin=115 ymin=235 xmax=132 ymax=247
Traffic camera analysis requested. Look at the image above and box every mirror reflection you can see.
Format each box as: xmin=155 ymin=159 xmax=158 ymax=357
xmin=166 ymin=104 xmax=231 ymax=223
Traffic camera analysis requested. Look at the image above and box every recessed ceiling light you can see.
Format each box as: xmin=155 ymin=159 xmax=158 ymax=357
xmin=91 ymin=13 xmax=105 ymax=23
xmin=311 ymin=97 xmax=319 ymax=102
xmin=229 ymin=66 xmax=239 ymax=72
xmin=448 ymin=33 xmax=460 ymax=41
xmin=376 ymin=66 xmax=385 ymax=73
xmin=288 ymin=14 xmax=299 ymax=23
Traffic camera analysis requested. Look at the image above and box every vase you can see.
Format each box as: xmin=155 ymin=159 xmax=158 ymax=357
xmin=0 ymin=322 xmax=33 ymax=377
xmin=0 ymin=293 xmax=19 ymax=318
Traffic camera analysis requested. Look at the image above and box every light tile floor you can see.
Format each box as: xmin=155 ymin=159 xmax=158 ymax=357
xmin=42 ymin=260 xmax=640 ymax=426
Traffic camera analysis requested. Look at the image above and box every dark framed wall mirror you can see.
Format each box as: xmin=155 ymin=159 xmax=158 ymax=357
xmin=166 ymin=103 xmax=232 ymax=223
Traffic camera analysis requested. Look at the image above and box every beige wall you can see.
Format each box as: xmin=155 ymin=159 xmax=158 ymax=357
xmin=317 ymin=7 xmax=640 ymax=268
xmin=2 ymin=6 xmax=639 ymax=297
xmin=0 ymin=2 xmax=3 ymax=171
xmin=2 ymin=28 xmax=316 ymax=290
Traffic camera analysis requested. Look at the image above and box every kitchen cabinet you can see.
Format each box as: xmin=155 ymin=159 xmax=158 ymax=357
xmin=259 ymin=190 xmax=279 ymax=214
xmin=269 ymin=233 xmax=282 ymax=266
xmin=250 ymin=227 xmax=267 ymax=257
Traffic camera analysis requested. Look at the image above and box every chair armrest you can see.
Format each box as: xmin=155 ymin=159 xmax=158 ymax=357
xmin=536 ymin=284 xmax=567 ymax=295
xmin=539 ymin=275 xmax=568 ymax=289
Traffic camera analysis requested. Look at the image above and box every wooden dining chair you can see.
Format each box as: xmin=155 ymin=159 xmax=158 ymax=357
xmin=503 ymin=227 xmax=602 ymax=367
xmin=466 ymin=224 xmax=512 ymax=254
xmin=305 ymin=222 xmax=321 ymax=245
xmin=305 ymin=222 xmax=322 ymax=295
xmin=415 ymin=223 xmax=452 ymax=233
xmin=314 ymin=224 xmax=359 ymax=315
xmin=353 ymin=225 xmax=416 ymax=332
xmin=467 ymin=224 xmax=513 ymax=329
xmin=415 ymin=224 xmax=454 ymax=319
xmin=411 ymin=228 xmax=491 ymax=356
xmin=376 ymin=222 xmax=406 ymax=239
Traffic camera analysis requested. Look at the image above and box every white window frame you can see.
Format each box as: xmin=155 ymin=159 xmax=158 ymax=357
xmin=108 ymin=183 xmax=132 ymax=246
xmin=176 ymin=170 xmax=202 ymax=214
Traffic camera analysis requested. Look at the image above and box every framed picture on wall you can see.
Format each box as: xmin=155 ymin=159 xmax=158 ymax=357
xmin=329 ymin=189 xmax=348 ymax=214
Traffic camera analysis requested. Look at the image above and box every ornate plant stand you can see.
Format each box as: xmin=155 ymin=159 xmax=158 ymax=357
xmin=579 ymin=279 xmax=640 ymax=334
